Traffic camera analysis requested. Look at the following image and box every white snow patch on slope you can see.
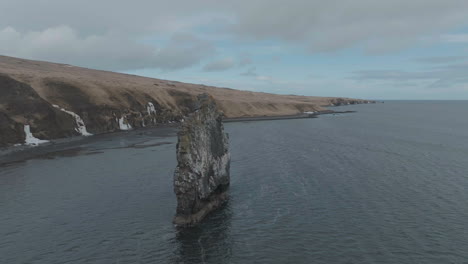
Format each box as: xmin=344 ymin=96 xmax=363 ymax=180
xmin=24 ymin=125 xmax=49 ymax=146
xmin=118 ymin=117 xmax=132 ymax=130
xmin=52 ymin=105 xmax=92 ymax=136
xmin=147 ymin=102 xmax=156 ymax=115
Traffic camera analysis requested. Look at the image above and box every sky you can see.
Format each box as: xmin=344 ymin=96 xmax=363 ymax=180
xmin=1 ymin=0 xmax=468 ymax=100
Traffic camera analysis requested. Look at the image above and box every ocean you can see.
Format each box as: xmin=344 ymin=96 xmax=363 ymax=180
xmin=1 ymin=101 xmax=468 ymax=263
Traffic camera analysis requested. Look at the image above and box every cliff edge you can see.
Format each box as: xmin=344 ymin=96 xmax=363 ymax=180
xmin=173 ymin=94 xmax=230 ymax=226
xmin=0 ymin=55 xmax=375 ymax=147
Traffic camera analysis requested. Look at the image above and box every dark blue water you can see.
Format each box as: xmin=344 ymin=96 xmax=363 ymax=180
xmin=1 ymin=101 xmax=468 ymax=263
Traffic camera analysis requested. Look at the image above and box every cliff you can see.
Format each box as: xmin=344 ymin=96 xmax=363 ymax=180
xmin=173 ymin=94 xmax=230 ymax=226
xmin=0 ymin=74 xmax=78 ymax=146
xmin=0 ymin=55 xmax=374 ymax=147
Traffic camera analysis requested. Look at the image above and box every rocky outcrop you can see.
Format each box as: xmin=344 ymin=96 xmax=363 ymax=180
xmin=0 ymin=112 xmax=24 ymax=147
xmin=173 ymin=94 xmax=230 ymax=227
xmin=0 ymin=74 xmax=188 ymax=147
xmin=0 ymin=74 xmax=77 ymax=147
xmin=328 ymin=98 xmax=376 ymax=106
xmin=42 ymin=79 xmax=186 ymax=134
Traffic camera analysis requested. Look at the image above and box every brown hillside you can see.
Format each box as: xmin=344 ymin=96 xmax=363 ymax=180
xmin=0 ymin=55 xmax=371 ymax=146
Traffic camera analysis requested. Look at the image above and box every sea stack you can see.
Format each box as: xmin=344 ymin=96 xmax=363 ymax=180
xmin=173 ymin=93 xmax=231 ymax=226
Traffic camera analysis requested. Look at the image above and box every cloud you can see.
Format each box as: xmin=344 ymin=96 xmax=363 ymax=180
xmin=352 ymin=62 xmax=468 ymax=88
xmin=227 ymin=0 xmax=468 ymax=52
xmin=414 ymin=56 xmax=466 ymax=64
xmin=203 ymin=57 xmax=236 ymax=71
xmin=238 ymin=52 xmax=253 ymax=66
xmin=155 ymin=33 xmax=215 ymax=71
xmin=0 ymin=0 xmax=220 ymax=35
xmin=440 ymin=34 xmax=468 ymax=43
xmin=352 ymin=70 xmax=435 ymax=81
xmin=240 ymin=66 xmax=258 ymax=76
xmin=239 ymin=57 xmax=252 ymax=66
xmin=2 ymin=1 xmax=468 ymax=55
xmin=2 ymin=0 xmax=468 ymax=72
xmin=0 ymin=26 xmax=214 ymax=71
xmin=256 ymin=75 xmax=273 ymax=82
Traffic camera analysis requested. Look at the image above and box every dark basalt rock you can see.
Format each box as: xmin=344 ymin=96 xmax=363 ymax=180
xmin=173 ymin=93 xmax=230 ymax=227
xmin=42 ymin=79 xmax=181 ymax=134
xmin=329 ymin=98 xmax=376 ymax=106
xmin=0 ymin=112 xmax=24 ymax=147
xmin=0 ymin=74 xmax=187 ymax=146
xmin=0 ymin=74 xmax=77 ymax=146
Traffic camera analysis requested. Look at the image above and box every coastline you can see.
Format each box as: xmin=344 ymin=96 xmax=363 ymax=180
xmin=0 ymin=55 xmax=375 ymax=148
xmin=0 ymin=124 xmax=178 ymax=167
xmin=223 ymin=110 xmax=356 ymax=123
xmin=0 ymin=108 xmax=358 ymax=166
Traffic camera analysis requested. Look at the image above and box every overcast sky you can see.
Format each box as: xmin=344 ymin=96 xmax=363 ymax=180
xmin=1 ymin=0 xmax=468 ymax=99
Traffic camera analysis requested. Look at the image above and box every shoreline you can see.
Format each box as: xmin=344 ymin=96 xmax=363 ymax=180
xmin=0 ymin=109 xmax=357 ymax=166
xmin=0 ymin=124 xmax=178 ymax=167
xmin=223 ymin=110 xmax=356 ymax=123
xmin=0 ymin=55 xmax=375 ymax=148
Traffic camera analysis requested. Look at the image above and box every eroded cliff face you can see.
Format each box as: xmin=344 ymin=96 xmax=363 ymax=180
xmin=0 ymin=55 xmax=375 ymax=147
xmin=0 ymin=74 xmax=189 ymax=147
xmin=173 ymin=94 xmax=230 ymax=227
xmin=0 ymin=74 xmax=77 ymax=147
xmin=328 ymin=97 xmax=374 ymax=106
xmin=41 ymin=79 xmax=186 ymax=134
